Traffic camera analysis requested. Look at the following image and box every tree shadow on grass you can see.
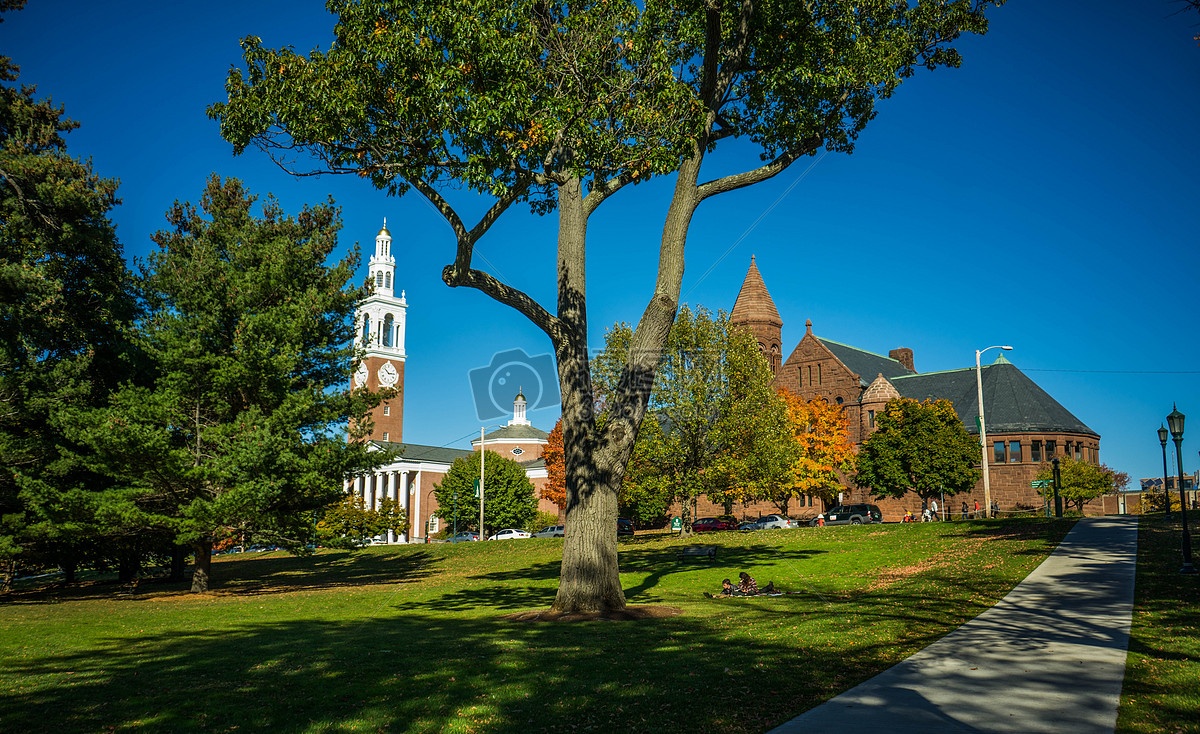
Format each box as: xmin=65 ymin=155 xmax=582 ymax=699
xmin=425 ymin=543 xmax=829 ymax=612
xmin=1 ymin=548 xmax=440 ymax=605
xmin=0 ymin=522 xmax=1082 ymax=734
xmin=0 ymin=592 xmax=985 ymax=734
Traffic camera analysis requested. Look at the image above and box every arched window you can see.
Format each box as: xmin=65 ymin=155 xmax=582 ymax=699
xmin=361 ymin=314 xmax=370 ymax=343
xmin=375 ymin=271 xmax=383 ymax=288
xmin=382 ymin=314 xmax=395 ymax=347
xmin=385 ymin=272 xmax=391 ymax=289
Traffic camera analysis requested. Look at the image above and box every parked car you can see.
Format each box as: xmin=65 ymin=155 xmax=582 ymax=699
xmin=812 ymin=504 xmax=883 ymax=526
xmin=488 ymin=528 xmax=531 ymax=540
xmin=447 ymin=531 xmax=480 ymax=543
xmin=737 ymin=520 xmax=760 ymax=531
xmin=692 ymin=517 xmax=735 ymax=533
xmin=753 ymin=514 xmax=797 ymax=530
xmin=532 ymin=525 xmax=565 ymax=538
xmin=617 ymin=518 xmax=635 ymax=537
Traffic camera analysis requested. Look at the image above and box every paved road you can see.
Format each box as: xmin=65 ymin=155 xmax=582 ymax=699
xmin=770 ymin=516 xmax=1138 ymax=734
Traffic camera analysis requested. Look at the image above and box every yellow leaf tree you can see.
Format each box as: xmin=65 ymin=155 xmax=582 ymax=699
xmin=780 ymin=389 xmax=856 ymax=508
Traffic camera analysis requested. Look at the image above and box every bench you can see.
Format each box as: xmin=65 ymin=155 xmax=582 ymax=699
xmin=678 ymin=544 xmax=717 ymax=561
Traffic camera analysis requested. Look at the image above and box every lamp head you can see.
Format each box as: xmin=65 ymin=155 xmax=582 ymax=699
xmin=1001 ymin=345 xmax=1013 ymax=351
xmin=1168 ymin=405 xmax=1185 ymax=440
xmin=1159 ymin=424 xmax=1170 ymax=446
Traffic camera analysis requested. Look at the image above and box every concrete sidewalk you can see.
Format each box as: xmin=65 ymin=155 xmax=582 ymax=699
xmin=770 ymin=516 xmax=1138 ymax=734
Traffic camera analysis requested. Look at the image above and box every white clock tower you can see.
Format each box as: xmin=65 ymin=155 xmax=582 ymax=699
xmin=353 ymin=219 xmax=406 ymax=443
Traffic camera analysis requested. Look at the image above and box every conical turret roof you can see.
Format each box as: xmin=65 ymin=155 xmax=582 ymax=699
xmin=730 ymin=255 xmax=782 ymax=328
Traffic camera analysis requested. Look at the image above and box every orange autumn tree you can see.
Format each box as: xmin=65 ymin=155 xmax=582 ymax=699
xmin=779 ymin=389 xmax=856 ymax=508
xmin=541 ymin=419 xmax=567 ymax=510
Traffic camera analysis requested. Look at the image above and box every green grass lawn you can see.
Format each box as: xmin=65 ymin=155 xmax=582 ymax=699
xmin=1 ymin=519 xmax=1075 ymax=733
xmin=1117 ymin=514 xmax=1200 ymax=734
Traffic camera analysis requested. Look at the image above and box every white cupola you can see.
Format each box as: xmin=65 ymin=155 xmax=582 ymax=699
xmin=368 ymin=218 xmax=396 ymax=297
xmin=508 ymin=388 xmax=530 ymax=426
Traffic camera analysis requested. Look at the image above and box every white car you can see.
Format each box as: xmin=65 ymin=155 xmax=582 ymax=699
xmin=754 ymin=514 xmax=797 ymax=530
xmin=487 ymin=528 xmax=531 ymax=541
xmin=532 ymin=525 xmax=565 ymax=538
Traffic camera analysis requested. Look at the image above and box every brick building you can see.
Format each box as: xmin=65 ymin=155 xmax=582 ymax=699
xmin=729 ymin=257 xmax=1103 ymax=521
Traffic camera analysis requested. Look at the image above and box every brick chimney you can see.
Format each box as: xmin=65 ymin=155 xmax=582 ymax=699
xmin=889 ymin=347 xmax=915 ymax=373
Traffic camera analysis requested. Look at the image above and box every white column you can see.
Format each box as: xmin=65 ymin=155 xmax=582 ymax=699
xmin=400 ymin=470 xmax=411 ymax=542
xmin=412 ymin=470 xmax=422 ymax=541
xmin=386 ymin=472 xmax=398 ymax=544
xmin=375 ymin=471 xmax=385 ymax=511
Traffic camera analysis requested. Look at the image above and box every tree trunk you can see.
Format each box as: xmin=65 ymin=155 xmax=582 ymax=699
xmin=552 ymin=142 xmax=704 ymax=612
xmin=191 ymin=539 xmax=213 ymax=593
xmin=61 ymin=558 xmax=77 ymax=584
xmin=1 ymin=560 xmax=15 ymax=593
xmin=117 ymin=549 xmax=140 ymax=584
xmin=169 ymin=545 xmax=187 ymax=582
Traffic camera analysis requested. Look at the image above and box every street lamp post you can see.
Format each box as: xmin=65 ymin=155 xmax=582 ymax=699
xmin=976 ymin=344 xmax=1013 ymax=521
xmin=1166 ymin=406 xmax=1196 ymax=574
xmin=1052 ymin=457 xmax=1063 ymax=518
xmin=1159 ymin=424 xmax=1171 ymax=519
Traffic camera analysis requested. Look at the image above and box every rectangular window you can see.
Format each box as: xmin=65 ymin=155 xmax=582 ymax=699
xmin=1046 ymin=440 xmax=1056 ymax=457
xmin=1009 ymin=441 xmax=1021 ymax=463
xmin=994 ymin=441 xmax=1006 ymax=464
xmin=868 ymin=410 xmax=876 ymax=429
xmin=383 ymin=405 xmax=390 ymax=416
xmin=807 ymin=365 xmax=812 ymax=386
xmin=382 ymin=432 xmax=389 ymax=441
xmin=1031 ymin=440 xmax=1042 ymax=463
xmin=818 ymin=363 xmax=823 ymax=385
xmin=1075 ymin=444 xmax=1082 ymax=460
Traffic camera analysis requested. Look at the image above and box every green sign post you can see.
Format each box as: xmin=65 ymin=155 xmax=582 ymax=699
xmin=670 ymin=516 xmax=683 ymax=532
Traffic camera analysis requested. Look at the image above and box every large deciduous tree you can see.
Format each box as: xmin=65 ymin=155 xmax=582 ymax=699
xmin=211 ymin=0 xmax=1000 ymax=612
xmin=433 ymin=451 xmax=538 ymax=536
xmin=1035 ymin=457 xmax=1129 ymax=515
xmin=598 ymin=307 xmax=792 ymax=528
xmin=855 ymin=398 xmax=980 ymax=503
xmin=71 ymin=176 xmax=382 ymax=592
xmin=0 ymin=9 xmax=140 ymax=589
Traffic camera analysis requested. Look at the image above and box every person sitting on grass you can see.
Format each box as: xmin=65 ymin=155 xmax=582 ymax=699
xmin=735 ymin=571 xmax=758 ymax=596
xmin=720 ymin=578 xmax=734 ymax=596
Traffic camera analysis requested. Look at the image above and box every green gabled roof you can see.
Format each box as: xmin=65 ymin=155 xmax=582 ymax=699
xmin=817 ymin=337 xmax=916 ymax=385
xmin=480 ymin=424 xmax=549 ymax=442
xmin=372 ymin=441 xmax=474 ymax=465
xmin=892 ymin=357 xmax=1097 ymax=437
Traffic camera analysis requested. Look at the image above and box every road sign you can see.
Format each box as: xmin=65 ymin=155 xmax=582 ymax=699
xmin=1031 ymin=479 xmax=1051 ymax=488
xmin=670 ymin=516 xmax=682 ymax=531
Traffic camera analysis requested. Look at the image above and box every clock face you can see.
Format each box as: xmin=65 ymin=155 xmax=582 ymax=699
xmin=354 ymin=363 xmax=369 ymax=387
xmin=378 ymin=361 xmax=399 ymax=388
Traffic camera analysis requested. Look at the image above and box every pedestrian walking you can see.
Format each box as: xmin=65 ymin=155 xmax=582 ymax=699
xmin=931 ymin=498 xmax=939 ymax=521
xmin=974 ymin=500 xmax=980 ymax=519
xmin=961 ymin=501 xmax=968 ymax=520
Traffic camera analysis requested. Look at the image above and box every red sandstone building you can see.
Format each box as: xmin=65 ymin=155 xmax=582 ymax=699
xmin=727 ymin=256 xmax=1103 ymax=520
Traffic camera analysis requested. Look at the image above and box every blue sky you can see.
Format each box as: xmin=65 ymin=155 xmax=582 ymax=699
xmin=4 ymin=1 xmax=1199 ymax=485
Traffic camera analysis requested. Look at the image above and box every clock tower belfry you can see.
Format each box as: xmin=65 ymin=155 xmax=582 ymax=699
xmin=353 ymin=219 xmax=406 ymax=443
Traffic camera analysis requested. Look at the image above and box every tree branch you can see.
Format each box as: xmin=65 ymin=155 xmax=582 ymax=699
xmin=695 ymin=137 xmax=821 ymax=202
